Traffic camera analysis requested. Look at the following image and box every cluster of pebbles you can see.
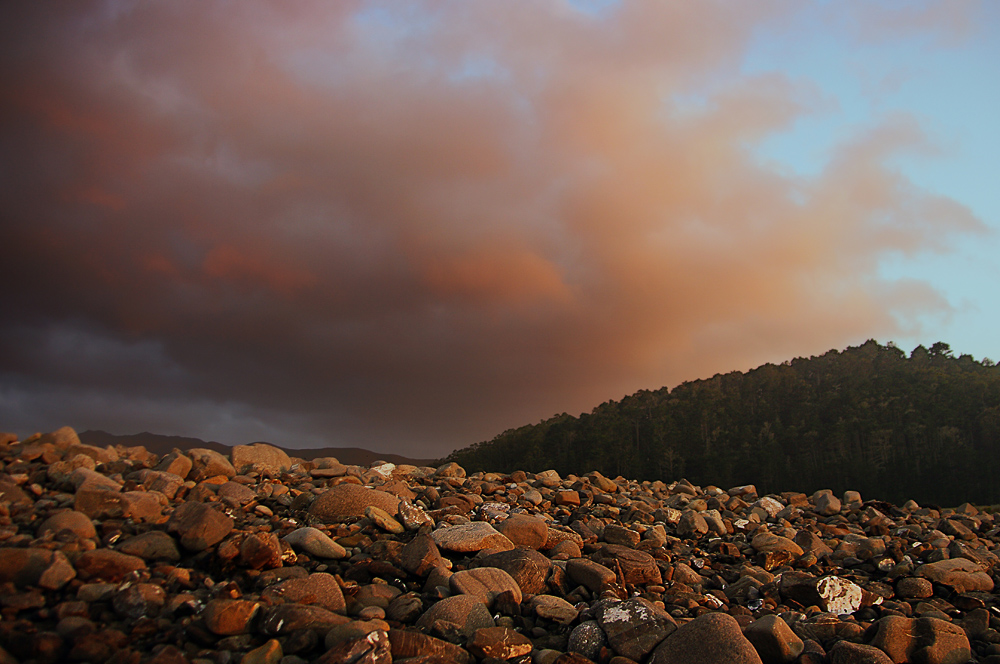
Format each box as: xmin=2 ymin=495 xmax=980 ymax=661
xmin=0 ymin=427 xmax=998 ymax=664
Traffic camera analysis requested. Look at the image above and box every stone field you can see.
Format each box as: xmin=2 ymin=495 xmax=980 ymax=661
xmin=0 ymin=426 xmax=997 ymax=664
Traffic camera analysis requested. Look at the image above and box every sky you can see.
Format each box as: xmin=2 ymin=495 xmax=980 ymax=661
xmin=1 ymin=1 xmax=998 ymax=458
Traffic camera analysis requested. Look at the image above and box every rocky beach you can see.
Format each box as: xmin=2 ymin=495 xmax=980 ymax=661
xmin=0 ymin=426 xmax=996 ymax=664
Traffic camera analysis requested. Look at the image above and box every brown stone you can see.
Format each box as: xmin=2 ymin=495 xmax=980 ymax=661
xmin=74 ymin=549 xmax=146 ymax=582
xmin=308 ymin=484 xmax=401 ymax=522
xmin=230 ymin=443 xmax=291 ymax=474
xmin=239 ymin=532 xmax=283 ymax=569
xmin=187 ymin=448 xmax=236 ymax=481
xmin=449 ymin=567 xmax=522 ymax=608
xmin=744 ymin=614 xmax=804 ymax=664
xmin=495 ymin=513 xmax=549 ymax=549
xmin=751 ymin=532 xmax=804 ymax=557
xmin=468 ymin=626 xmax=533 ymax=660
xmin=865 ymin=616 xmax=971 ymax=664
xmin=431 ymin=521 xmax=514 ymax=553
xmin=567 ymin=557 xmax=617 ymax=591
xmin=415 ymin=594 xmax=495 ymax=638
xmin=387 ymin=630 xmax=471 ymax=664
xmin=555 ymin=490 xmax=581 ymax=506
xmin=166 ymin=501 xmax=234 ymax=551
xmin=260 ymin=603 xmax=351 ymax=635
xmin=597 ymin=597 xmax=677 ymax=661
xmin=478 ymin=548 xmax=552 ymax=595
xmin=648 ymin=612 xmax=763 ymax=664
xmin=916 ymin=558 xmax=994 ymax=593
xmin=112 ymin=583 xmax=166 ymax=621
xmin=116 ymin=530 xmax=182 ymax=562
xmin=260 ymin=572 xmax=346 ymax=613
xmin=592 ymin=544 xmax=662 ymax=585
xmin=829 ymin=641 xmax=893 ymax=664
xmin=202 ymin=598 xmax=261 ymax=636
xmin=37 ymin=510 xmax=97 ymax=540
xmin=0 ymin=548 xmax=71 ymax=587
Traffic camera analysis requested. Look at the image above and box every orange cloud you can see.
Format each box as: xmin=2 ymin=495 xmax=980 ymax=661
xmin=420 ymin=246 xmax=572 ymax=307
xmin=0 ymin=1 xmax=986 ymax=457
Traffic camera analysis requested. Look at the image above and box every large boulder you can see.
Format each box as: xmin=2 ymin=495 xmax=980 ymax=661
xmin=309 ymin=484 xmax=401 ymax=522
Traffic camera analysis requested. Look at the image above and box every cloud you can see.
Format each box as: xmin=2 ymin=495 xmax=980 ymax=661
xmin=0 ymin=1 xmax=986 ymax=457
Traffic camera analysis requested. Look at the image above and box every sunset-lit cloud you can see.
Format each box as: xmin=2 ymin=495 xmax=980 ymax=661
xmin=0 ymin=1 xmax=995 ymax=456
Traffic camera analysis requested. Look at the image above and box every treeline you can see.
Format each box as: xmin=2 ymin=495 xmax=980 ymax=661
xmin=446 ymin=341 xmax=1000 ymax=506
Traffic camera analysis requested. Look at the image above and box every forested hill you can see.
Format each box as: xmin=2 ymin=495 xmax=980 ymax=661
xmin=446 ymin=341 xmax=1000 ymax=507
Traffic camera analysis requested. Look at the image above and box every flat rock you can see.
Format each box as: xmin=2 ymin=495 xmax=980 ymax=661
xmin=916 ymin=558 xmax=994 ymax=593
xmin=431 ymin=521 xmax=514 ymax=553
xmin=217 ymin=481 xmax=256 ymax=505
xmin=365 ymin=505 xmax=404 ymax=534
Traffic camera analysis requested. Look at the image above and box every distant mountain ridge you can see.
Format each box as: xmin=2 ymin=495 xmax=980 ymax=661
xmin=78 ymin=430 xmax=436 ymax=468
xmin=445 ymin=340 xmax=1000 ymax=506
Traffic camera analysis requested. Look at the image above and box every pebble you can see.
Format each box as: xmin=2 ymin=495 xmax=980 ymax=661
xmin=1 ymin=424 xmax=1000 ymax=664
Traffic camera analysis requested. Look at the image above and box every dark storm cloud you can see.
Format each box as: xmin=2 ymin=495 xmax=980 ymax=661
xmin=0 ymin=1 xmax=985 ymax=457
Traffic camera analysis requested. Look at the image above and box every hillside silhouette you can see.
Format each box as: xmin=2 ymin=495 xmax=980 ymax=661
xmin=446 ymin=340 xmax=1000 ymax=506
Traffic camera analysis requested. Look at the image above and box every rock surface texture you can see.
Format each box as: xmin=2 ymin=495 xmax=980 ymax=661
xmin=1 ymin=426 xmax=999 ymax=664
